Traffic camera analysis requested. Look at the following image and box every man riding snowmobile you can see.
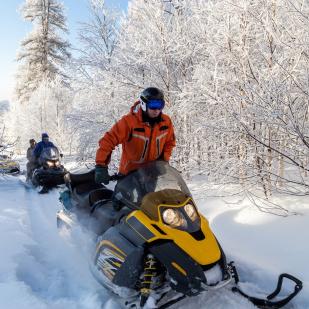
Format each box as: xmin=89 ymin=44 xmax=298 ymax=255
xmin=57 ymin=161 xmax=302 ymax=309
xmin=33 ymin=133 xmax=55 ymax=163
xmin=57 ymin=88 xmax=302 ymax=308
xmin=94 ymin=87 xmax=176 ymax=186
xmin=31 ymin=133 xmax=65 ymax=193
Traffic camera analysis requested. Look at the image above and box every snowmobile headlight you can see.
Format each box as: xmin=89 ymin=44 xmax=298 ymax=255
xmin=184 ymin=204 xmax=198 ymax=222
xmin=46 ymin=160 xmax=54 ymax=167
xmin=162 ymin=208 xmax=187 ymax=228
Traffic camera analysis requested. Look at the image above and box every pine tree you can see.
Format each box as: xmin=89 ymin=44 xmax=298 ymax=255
xmin=15 ymin=0 xmax=71 ymax=103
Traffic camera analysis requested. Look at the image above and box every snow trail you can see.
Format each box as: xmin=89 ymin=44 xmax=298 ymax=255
xmin=0 ymin=176 xmax=108 ymax=309
xmin=0 ymin=174 xmax=306 ymax=308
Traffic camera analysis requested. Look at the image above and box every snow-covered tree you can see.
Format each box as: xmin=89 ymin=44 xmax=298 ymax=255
xmin=0 ymin=101 xmax=19 ymax=155
xmin=15 ymin=78 xmax=75 ymax=153
xmin=76 ymin=0 xmax=118 ymax=81
xmin=15 ymin=0 xmax=71 ymax=103
xmin=66 ymin=0 xmax=309 ymax=209
xmin=180 ymin=0 xmax=309 ymax=202
xmin=67 ymin=0 xmax=122 ymax=166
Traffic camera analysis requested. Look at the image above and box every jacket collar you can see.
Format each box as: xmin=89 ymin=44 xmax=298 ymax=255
xmin=130 ymin=101 xmax=143 ymax=121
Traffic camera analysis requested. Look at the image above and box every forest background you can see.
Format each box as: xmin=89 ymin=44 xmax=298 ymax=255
xmin=1 ymin=0 xmax=309 ymax=212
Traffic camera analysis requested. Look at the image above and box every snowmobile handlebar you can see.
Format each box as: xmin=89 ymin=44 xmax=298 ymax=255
xmin=109 ymin=173 xmax=125 ymax=182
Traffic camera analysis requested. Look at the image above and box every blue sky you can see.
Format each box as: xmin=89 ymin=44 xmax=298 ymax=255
xmin=0 ymin=0 xmax=128 ymax=101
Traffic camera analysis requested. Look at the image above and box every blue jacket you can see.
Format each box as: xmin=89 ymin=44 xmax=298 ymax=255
xmin=33 ymin=141 xmax=55 ymax=158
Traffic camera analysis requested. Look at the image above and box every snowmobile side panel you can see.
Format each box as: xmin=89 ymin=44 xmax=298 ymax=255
xmin=92 ymin=200 xmax=117 ymax=221
xmin=117 ymin=220 xmax=148 ymax=247
xmin=149 ymin=241 xmax=206 ymax=296
xmin=126 ymin=215 xmax=155 ymax=240
xmin=91 ymin=201 xmax=127 ymax=235
xmin=94 ymin=226 xmax=144 ymax=289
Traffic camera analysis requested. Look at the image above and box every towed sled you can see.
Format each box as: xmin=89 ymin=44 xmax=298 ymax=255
xmin=0 ymin=154 xmax=20 ymax=175
xmin=57 ymin=161 xmax=302 ymax=308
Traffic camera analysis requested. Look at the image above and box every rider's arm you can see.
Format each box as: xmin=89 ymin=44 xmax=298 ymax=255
xmin=162 ymin=118 xmax=176 ymax=161
xmin=33 ymin=143 xmax=41 ymax=158
xmin=96 ymin=116 xmax=131 ymax=166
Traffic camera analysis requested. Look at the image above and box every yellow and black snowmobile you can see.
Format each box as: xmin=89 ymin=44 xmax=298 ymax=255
xmin=57 ymin=161 xmax=302 ymax=308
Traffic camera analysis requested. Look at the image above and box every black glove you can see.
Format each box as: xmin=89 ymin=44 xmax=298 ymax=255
xmin=95 ymin=165 xmax=110 ymax=185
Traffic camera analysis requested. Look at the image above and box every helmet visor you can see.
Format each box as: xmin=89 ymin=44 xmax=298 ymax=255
xmin=147 ymin=99 xmax=165 ymax=110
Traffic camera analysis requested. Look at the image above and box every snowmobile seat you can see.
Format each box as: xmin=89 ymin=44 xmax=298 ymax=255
xmin=70 ymin=169 xmax=95 ymax=188
xmin=89 ymin=188 xmax=113 ymax=206
xmin=74 ymin=182 xmax=103 ymax=195
xmin=72 ymin=186 xmax=112 ymax=212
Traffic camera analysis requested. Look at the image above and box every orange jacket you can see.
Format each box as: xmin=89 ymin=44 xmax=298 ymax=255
xmin=96 ymin=102 xmax=176 ymax=175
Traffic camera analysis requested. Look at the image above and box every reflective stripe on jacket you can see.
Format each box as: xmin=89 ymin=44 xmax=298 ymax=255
xmin=95 ymin=102 xmax=176 ymax=175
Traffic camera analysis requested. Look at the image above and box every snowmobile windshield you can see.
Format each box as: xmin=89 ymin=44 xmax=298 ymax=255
xmin=113 ymin=161 xmax=191 ymax=209
xmin=40 ymin=146 xmax=60 ymax=162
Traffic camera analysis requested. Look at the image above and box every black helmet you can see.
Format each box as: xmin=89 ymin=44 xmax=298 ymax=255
xmin=29 ymin=139 xmax=35 ymax=143
xmin=140 ymin=87 xmax=165 ymax=111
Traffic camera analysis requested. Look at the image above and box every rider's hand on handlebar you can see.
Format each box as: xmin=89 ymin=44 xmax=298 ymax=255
xmin=95 ymin=165 xmax=110 ymax=185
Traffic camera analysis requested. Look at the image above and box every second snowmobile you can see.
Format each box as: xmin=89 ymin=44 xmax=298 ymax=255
xmin=31 ymin=146 xmax=66 ymax=193
xmin=57 ymin=161 xmax=302 ymax=308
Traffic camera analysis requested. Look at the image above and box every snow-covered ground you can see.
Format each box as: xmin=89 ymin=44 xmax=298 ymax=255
xmin=0 ymin=162 xmax=307 ymax=309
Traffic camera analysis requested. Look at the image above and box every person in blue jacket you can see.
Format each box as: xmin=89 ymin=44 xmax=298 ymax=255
xmin=33 ymin=133 xmax=57 ymax=194
xmin=33 ymin=133 xmax=55 ymax=160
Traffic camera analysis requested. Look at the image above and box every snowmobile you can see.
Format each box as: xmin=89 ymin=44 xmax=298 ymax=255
xmin=0 ymin=154 xmax=20 ymax=175
xmin=31 ymin=146 xmax=66 ymax=193
xmin=57 ymin=161 xmax=302 ymax=309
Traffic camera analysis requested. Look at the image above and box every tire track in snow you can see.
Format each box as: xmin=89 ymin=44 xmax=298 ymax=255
xmin=13 ymin=180 xmax=108 ymax=309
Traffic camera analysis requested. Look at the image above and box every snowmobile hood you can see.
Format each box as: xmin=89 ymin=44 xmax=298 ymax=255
xmin=126 ymin=207 xmax=222 ymax=266
xmin=141 ymin=189 xmax=189 ymax=221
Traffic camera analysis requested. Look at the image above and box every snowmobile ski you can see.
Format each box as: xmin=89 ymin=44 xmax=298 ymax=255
xmin=229 ymin=262 xmax=303 ymax=308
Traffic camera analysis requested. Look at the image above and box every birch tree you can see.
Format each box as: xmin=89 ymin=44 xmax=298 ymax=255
xmin=182 ymin=0 xmax=309 ymax=199
xmin=68 ymin=0 xmax=121 ymax=165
